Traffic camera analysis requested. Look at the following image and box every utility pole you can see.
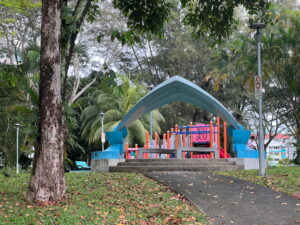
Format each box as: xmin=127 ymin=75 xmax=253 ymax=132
xmin=249 ymin=23 xmax=266 ymax=176
xmin=99 ymin=112 xmax=105 ymax=151
xmin=150 ymin=111 xmax=153 ymax=147
xmin=14 ymin=123 xmax=21 ymax=174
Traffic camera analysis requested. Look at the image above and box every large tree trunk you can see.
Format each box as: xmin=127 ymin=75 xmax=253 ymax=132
xmin=27 ymin=0 xmax=65 ymax=202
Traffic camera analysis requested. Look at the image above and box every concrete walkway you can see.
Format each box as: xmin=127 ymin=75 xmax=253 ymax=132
xmin=145 ymin=171 xmax=300 ymax=225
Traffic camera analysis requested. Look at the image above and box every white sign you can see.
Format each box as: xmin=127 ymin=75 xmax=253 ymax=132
xmin=255 ymin=75 xmax=262 ymax=99
xmin=101 ymin=132 xmax=105 ymax=143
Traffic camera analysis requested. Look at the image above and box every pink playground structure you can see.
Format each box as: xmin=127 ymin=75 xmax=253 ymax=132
xmin=125 ymin=117 xmax=231 ymax=159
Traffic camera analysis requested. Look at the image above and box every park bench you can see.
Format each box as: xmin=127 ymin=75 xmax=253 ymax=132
xmin=75 ymin=161 xmax=91 ymax=170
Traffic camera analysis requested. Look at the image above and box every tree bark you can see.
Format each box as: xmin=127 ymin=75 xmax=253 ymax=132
xmin=27 ymin=0 xmax=65 ymax=202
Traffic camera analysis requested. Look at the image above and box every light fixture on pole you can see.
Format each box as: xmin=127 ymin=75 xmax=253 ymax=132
xmin=249 ymin=23 xmax=266 ymax=176
xmin=288 ymin=49 xmax=293 ymax=58
xmin=14 ymin=123 xmax=21 ymax=174
xmin=99 ymin=112 xmax=105 ymax=151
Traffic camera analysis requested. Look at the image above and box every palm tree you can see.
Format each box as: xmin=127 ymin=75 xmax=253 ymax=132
xmin=79 ymin=75 xmax=165 ymax=147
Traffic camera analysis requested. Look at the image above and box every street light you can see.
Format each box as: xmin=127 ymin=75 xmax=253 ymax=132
xmin=150 ymin=111 xmax=153 ymax=148
xmin=14 ymin=123 xmax=21 ymax=174
xmin=99 ymin=112 xmax=105 ymax=151
xmin=288 ymin=49 xmax=293 ymax=57
xmin=249 ymin=23 xmax=266 ymax=176
xmin=148 ymin=85 xmax=155 ymax=147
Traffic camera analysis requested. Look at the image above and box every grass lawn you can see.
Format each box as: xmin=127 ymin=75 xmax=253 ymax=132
xmin=218 ymin=166 xmax=300 ymax=195
xmin=0 ymin=172 xmax=208 ymax=225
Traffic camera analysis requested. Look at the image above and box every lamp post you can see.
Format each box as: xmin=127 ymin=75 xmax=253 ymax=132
xmin=148 ymin=85 xmax=154 ymax=148
xmin=150 ymin=111 xmax=153 ymax=145
xmin=14 ymin=123 xmax=21 ymax=174
xmin=99 ymin=112 xmax=105 ymax=151
xmin=249 ymin=23 xmax=266 ymax=176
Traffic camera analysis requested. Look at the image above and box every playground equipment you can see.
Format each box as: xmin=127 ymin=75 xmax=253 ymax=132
xmin=124 ymin=120 xmax=231 ymax=160
xmin=91 ymin=76 xmax=262 ymax=170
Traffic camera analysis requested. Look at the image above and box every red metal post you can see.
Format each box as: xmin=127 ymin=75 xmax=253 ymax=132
xmin=217 ymin=117 xmax=221 ymax=158
xmin=190 ymin=122 xmax=193 ymax=157
xmin=224 ymin=121 xmax=227 ymax=159
xmin=145 ymin=132 xmax=149 ymax=159
xmin=189 ymin=122 xmax=193 ymax=147
xmin=155 ymin=132 xmax=159 ymax=158
xmin=210 ymin=121 xmax=214 ymax=158
xmin=125 ymin=143 xmax=129 ymax=159
xmin=135 ymin=143 xmax=138 ymax=159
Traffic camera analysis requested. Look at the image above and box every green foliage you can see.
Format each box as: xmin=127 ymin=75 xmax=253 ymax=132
xmin=61 ymin=5 xmax=78 ymax=49
xmin=112 ymin=0 xmax=269 ymax=45
xmin=79 ymin=74 xmax=164 ymax=146
xmin=0 ymin=45 xmax=39 ymax=167
xmin=293 ymin=141 xmax=300 ymax=165
xmin=205 ymin=3 xmax=300 ymax=135
xmin=0 ymin=0 xmax=41 ymax=13
xmin=183 ymin=0 xmax=269 ymax=42
xmin=0 ymin=173 xmax=208 ymax=224
xmin=113 ymin=0 xmax=172 ymax=36
xmin=111 ymin=30 xmax=142 ymax=46
xmin=278 ymin=158 xmax=293 ymax=166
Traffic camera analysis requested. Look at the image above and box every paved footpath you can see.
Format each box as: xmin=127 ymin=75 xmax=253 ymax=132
xmin=145 ymin=171 xmax=300 ymax=225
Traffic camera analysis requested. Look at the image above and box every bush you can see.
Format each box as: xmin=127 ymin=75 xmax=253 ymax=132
xmin=293 ymin=141 xmax=300 ymax=165
xmin=19 ymin=153 xmax=32 ymax=169
xmin=278 ymin=158 xmax=292 ymax=165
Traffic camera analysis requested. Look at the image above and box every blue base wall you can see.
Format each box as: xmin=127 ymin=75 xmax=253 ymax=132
xmin=91 ymin=128 xmax=127 ymax=160
xmin=232 ymin=128 xmax=266 ymax=159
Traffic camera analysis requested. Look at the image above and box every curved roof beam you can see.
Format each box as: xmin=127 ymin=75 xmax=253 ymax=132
xmin=117 ymin=76 xmax=240 ymax=130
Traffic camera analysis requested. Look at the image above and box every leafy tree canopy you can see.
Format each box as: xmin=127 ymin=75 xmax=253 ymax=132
xmin=0 ymin=0 xmax=41 ymax=13
xmin=112 ymin=0 xmax=269 ymax=44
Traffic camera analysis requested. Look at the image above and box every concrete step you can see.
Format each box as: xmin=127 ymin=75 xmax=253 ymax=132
xmin=117 ymin=161 xmax=236 ymax=167
xmin=109 ymin=165 xmax=243 ymax=173
xmin=125 ymin=158 xmax=231 ymax=163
